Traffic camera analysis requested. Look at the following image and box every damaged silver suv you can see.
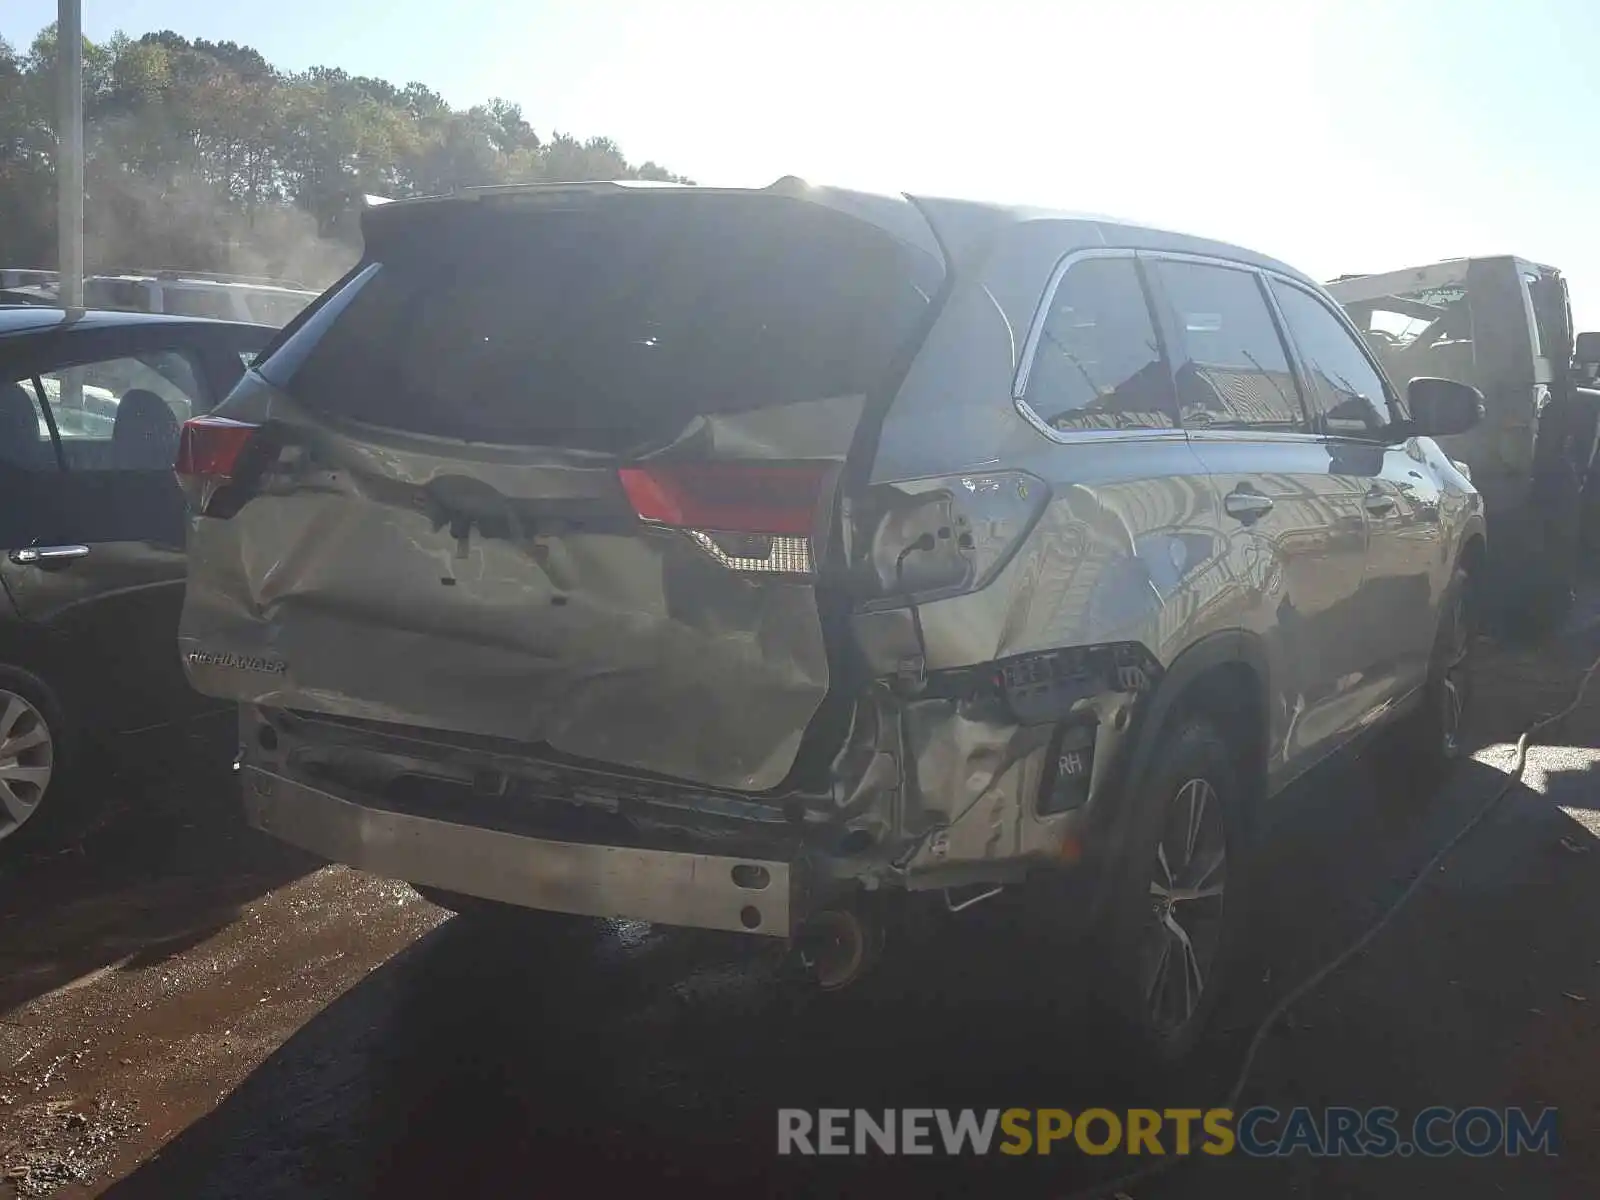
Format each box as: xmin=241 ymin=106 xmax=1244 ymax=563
xmin=176 ymin=179 xmax=1486 ymax=1062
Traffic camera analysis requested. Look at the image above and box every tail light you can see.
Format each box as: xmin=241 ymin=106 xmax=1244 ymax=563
xmin=174 ymin=416 xmax=264 ymax=517
xmin=617 ymin=463 xmax=835 ymax=576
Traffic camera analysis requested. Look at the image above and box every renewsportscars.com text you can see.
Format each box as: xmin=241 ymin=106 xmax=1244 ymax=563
xmin=776 ymin=1106 xmax=1558 ymax=1158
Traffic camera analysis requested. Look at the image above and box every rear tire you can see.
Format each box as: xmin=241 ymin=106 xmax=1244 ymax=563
xmin=1089 ymin=715 xmax=1249 ymax=1069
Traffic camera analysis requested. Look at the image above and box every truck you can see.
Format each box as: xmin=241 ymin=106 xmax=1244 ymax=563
xmin=1327 ymin=256 xmax=1600 ymax=629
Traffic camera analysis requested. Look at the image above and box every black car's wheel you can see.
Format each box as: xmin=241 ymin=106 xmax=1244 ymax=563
xmin=0 ymin=665 xmax=82 ymax=852
xmin=1092 ymin=715 xmax=1248 ymax=1068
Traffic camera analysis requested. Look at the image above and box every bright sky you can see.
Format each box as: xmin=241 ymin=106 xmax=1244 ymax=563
xmin=8 ymin=0 xmax=1600 ymax=328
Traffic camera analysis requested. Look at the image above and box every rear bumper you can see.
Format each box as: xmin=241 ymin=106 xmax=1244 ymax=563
xmin=240 ymin=765 xmax=794 ymax=936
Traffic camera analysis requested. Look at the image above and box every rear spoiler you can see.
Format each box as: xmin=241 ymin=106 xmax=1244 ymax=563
xmin=358 ymin=179 xmax=946 ymax=267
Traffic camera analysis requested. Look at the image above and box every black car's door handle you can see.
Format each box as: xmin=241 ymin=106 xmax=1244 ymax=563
xmin=10 ymin=544 xmax=90 ymax=565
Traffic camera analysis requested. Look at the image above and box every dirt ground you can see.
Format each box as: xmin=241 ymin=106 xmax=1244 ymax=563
xmin=2 ymin=605 xmax=1599 ymax=1199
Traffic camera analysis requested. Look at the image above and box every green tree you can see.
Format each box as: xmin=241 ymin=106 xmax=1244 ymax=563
xmin=0 ymin=23 xmax=689 ymax=284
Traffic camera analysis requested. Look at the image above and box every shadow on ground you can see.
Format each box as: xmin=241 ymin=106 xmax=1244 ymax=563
xmin=0 ymin=716 xmax=316 ymax=1014
xmin=100 ymin=642 xmax=1600 ymax=1198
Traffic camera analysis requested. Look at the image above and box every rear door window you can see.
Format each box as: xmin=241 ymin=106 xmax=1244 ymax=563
xmin=3 ymin=348 xmax=198 ymax=551
xmin=1154 ymin=260 xmax=1306 ymax=432
xmin=264 ymin=197 xmax=940 ymax=451
xmin=0 ymin=378 xmax=56 ymax=471
xmin=1021 ymin=256 xmax=1177 ymax=431
xmin=33 ymin=352 xmax=206 ymax=470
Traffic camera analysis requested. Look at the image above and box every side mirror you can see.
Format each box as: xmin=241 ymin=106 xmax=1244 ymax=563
xmin=1405 ymin=377 xmax=1483 ymax=438
xmin=1575 ymin=331 xmax=1600 ymax=366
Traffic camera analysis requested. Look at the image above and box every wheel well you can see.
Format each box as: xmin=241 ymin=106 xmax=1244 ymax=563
xmin=1083 ymin=652 xmax=1269 ymax=915
xmin=1166 ymin=660 xmax=1267 ymax=821
xmin=0 ymin=630 xmax=58 ymax=687
xmin=0 ymin=627 xmax=77 ymax=724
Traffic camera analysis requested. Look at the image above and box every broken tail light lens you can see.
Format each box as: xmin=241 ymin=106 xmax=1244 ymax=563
xmin=617 ymin=463 xmax=835 ymax=576
xmin=174 ymin=415 xmax=263 ymax=517
xmin=856 ymin=470 xmax=1051 ymax=608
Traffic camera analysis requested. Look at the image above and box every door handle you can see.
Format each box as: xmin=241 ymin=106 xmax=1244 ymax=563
xmin=10 ymin=544 xmax=90 ymax=565
xmin=1224 ymin=489 xmax=1274 ymax=520
xmin=1363 ymin=490 xmax=1397 ymax=516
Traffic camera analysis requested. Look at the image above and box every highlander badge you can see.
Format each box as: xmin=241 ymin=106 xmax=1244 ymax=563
xmin=187 ymin=650 xmax=287 ymax=675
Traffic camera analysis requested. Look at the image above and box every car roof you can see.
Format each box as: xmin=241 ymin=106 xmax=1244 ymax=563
xmin=363 ymin=177 xmax=1317 ymax=287
xmin=900 ymin=191 xmax=1315 ymax=284
xmin=0 ymin=306 xmax=274 ymax=338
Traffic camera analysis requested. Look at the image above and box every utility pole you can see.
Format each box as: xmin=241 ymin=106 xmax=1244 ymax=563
xmin=57 ymin=0 xmax=84 ymax=309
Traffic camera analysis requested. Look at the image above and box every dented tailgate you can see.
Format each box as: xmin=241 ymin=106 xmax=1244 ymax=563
xmin=179 ymin=187 xmax=943 ymax=791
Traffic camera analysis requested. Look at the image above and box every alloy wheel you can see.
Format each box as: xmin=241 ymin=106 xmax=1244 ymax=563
xmin=1141 ymin=776 xmax=1228 ymax=1033
xmin=0 ymin=689 xmax=54 ymax=840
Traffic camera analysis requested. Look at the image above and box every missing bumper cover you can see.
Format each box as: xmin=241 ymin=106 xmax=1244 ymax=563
xmin=242 ymin=765 xmax=796 ymax=936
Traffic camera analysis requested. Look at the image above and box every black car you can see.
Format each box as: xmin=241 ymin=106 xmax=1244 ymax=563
xmin=0 ymin=306 xmax=274 ymax=848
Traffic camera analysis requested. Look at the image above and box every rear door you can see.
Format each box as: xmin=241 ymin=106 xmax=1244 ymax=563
xmin=178 ymin=191 xmax=944 ymax=791
xmin=1149 ymin=257 xmax=1374 ymax=781
xmin=0 ymin=323 xmax=256 ymax=732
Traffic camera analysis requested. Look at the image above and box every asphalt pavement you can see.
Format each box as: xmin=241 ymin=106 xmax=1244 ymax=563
xmin=2 ymin=612 xmax=1599 ymax=1199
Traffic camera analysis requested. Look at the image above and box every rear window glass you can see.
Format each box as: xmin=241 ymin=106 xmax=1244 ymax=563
xmin=262 ymin=196 xmax=939 ymax=450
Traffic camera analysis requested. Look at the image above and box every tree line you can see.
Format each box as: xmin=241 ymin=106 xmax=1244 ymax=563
xmin=0 ymin=24 xmax=689 ymax=286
